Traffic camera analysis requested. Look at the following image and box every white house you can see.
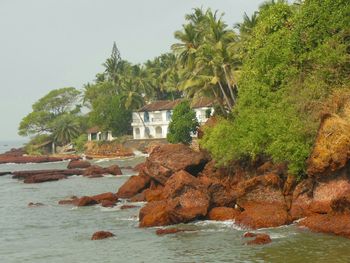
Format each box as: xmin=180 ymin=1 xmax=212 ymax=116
xmin=87 ymin=127 xmax=114 ymax=142
xmin=131 ymin=98 xmax=214 ymax=140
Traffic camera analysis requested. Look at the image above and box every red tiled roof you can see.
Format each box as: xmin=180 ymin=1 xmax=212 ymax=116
xmin=87 ymin=126 xmax=100 ymax=133
xmin=137 ymin=97 xmax=213 ymax=112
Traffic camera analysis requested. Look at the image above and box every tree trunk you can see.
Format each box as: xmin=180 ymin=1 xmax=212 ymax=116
xmin=218 ymin=80 xmax=233 ymax=109
xmin=222 ymin=65 xmax=236 ymax=105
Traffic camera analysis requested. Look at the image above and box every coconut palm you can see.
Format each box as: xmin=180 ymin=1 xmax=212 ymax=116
xmin=51 ymin=114 xmax=81 ymax=145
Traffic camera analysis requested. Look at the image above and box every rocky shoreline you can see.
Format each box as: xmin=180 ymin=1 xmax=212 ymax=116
xmin=114 ymin=115 xmax=350 ymax=239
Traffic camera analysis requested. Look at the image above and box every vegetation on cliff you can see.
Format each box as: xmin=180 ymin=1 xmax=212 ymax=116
xmin=201 ymin=0 xmax=350 ymax=175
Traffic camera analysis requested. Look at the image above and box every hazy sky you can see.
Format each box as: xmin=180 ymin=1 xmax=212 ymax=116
xmin=0 ymin=0 xmax=263 ymax=141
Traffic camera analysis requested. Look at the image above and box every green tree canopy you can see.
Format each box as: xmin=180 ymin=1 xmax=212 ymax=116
xmin=167 ymin=101 xmax=199 ymax=144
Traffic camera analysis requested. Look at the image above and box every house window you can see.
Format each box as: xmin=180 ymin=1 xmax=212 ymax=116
xmin=145 ymin=127 xmax=151 ymax=138
xmin=155 ymin=126 xmax=162 ymax=138
xmin=144 ymin=112 xmax=150 ymax=123
xmin=166 ymin=110 xmax=172 ymax=121
xmin=135 ymin=128 xmax=140 ymax=139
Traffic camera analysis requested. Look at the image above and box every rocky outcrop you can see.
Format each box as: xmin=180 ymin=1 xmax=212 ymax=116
xmin=67 ymin=160 xmax=91 ymax=169
xmin=234 ymin=173 xmax=291 ymax=229
xmin=83 ymin=164 xmax=123 ymax=177
xmin=295 ymin=103 xmax=350 ymax=238
xmin=207 ymin=207 xmax=241 ymax=221
xmin=59 ymin=192 xmax=118 ymax=207
xmin=91 ymin=231 xmax=115 ymax=240
xmin=117 ymin=173 xmax=151 ymax=199
xmin=142 ymin=144 xmax=209 ymax=185
xmin=24 ymin=174 xmax=67 ymax=184
xmin=0 ymin=154 xmax=80 ymax=164
xmin=12 ymin=169 xmax=84 ymax=184
xmin=139 ymin=170 xmax=210 ymax=227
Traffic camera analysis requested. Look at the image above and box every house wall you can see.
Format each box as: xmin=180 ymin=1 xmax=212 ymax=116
xmin=131 ymin=107 xmax=213 ymax=140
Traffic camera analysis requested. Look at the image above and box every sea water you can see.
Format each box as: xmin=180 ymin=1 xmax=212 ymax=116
xmin=1 ymin=146 xmax=350 ymax=262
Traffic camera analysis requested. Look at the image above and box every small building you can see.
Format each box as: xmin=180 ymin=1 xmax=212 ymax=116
xmin=87 ymin=127 xmax=114 ymax=142
xmin=131 ymin=98 xmax=214 ymax=140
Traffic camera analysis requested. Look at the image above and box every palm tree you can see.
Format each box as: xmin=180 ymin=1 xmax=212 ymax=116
xmin=52 ymin=114 xmax=81 ymax=146
xmin=235 ymin=12 xmax=259 ymax=35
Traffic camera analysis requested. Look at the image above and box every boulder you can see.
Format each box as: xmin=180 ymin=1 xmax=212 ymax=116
xmin=67 ymin=160 xmax=91 ymax=169
xmin=234 ymin=173 xmax=290 ymax=229
xmin=129 ymin=191 xmax=146 ymax=202
xmin=117 ymin=173 xmax=151 ymax=199
xmin=290 ymin=178 xmax=315 ymax=220
xmin=139 ymin=187 xmax=210 ymax=227
xmin=101 ymin=200 xmax=116 ymax=207
xmin=23 ymin=174 xmax=67 ymax=184
xmin=141 ymin=144 xmax=209 ymax=185
xmin=83 ymin=165 xmax=106 ymax=177
xmin=106 ymin=164 xmax=122 ymax=175
xmin=298 ymin=214 xmax=350 ymax=239
xmin=245 ymin=233 xmax=272 ymax=245
xmin=207 ymin=207 xmax=241 ymax=221
xmin=76 ymin=196 xmax=98 ymax=206
xmin=91 ymin=231 xmax=115 ymax=240
xmin=0 ymin=155 xmax=80 ymax=164
xmin=91 ymin=192 xmax=118 ymax=203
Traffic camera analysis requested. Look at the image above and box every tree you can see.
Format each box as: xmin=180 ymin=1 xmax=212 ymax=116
xmin=18 ymin=87 xmax=81 ymax=136
xmin=51 ymin=114 xmax=81 ymax=145
xmin=167 ymin=101 xmax=199 ymax=144
xmin=89 ymin=95 xmax=132 ymax=136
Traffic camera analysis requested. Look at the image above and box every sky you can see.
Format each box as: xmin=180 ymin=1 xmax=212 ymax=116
xmin=0 ymin=0 xmax=263 ymax=141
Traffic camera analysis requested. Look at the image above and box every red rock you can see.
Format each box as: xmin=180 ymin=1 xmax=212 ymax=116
xmin=117 ymin=173 xmax=151 ymax=199
xmin=91 ymin=192 xmax=118 ymax=203
xmin=58 ymin=198 xmax=78 ymax=205
xmin=234 ymin=173 xmax=290 ymax=229
xmin=12 ymin=169 xmax=83 ymax=179
xmin=139 ymin=187 xmax=210 ymax=227
xmin=290 ymin=179 xmax=315 ymax=220
xmin=120 ymin=205 xmax=138 ymax=209
xmin=141 ymin=144 xmax=209 ymax=185
xmin=91 ymin=231 xmax=115 ymax=240
xmin=243 ymin=232 xmax=257 ymax=238
xmin=298 ymin=214 xmax=350 ymax=239
xmin=106 ymin=164 xmax=122 ymax=175
xmin=207 ymin=207 xmax=241 ymax=221
xmin=0 ymin=155 xmax=80 ymax=164
xmin=83 ymin=165 xmax=106 ymax=177
xmin=28 ymin=202 xmax=44 ymax=207
xmin=246 ymin=233 xmax=272 ymax=245
xmin=67 ymin=160 xmax=91 ymax=169
xmin=133 ymin=162 xmax=145 ymax=172
xmin=0 ymin=171 xmax=11 ymax=176
xmin=144 ymin=188 xmax=164 ymax=202
xmin=23 ymin=174 xmax=67 ymax=184
xmin=76 ymin=196 xmax=98 ymax=206
xmin=156 ymin=228 xmax=186 ymax=235
xmin=309 ymin=175 xmax=350 ymax=214
xmin=129 ymin=191 xmax=146 ymax=202
xmin=101 ymin=200 xmax=116 ymax=207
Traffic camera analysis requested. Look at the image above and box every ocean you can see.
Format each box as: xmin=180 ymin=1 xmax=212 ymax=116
xmin=0 ymin=148 xmax=350 ymax=262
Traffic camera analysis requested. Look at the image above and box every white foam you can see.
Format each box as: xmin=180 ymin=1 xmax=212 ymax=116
xmin=193 ymin=220 xmax=244 ymax=230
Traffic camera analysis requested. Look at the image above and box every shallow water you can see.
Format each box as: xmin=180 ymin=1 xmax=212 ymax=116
xmin=1 ymin=155 xmax=350 ymax=262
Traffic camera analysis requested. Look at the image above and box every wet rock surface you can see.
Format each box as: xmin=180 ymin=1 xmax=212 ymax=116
xmin=91 ymin=231 xmax=115 ymax=240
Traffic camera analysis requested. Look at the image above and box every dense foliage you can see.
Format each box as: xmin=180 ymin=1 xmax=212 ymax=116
xmin=201 ymin=0 xmax=350 ymax=175
xmin=167 ymin=101 xmax=199 ymax=144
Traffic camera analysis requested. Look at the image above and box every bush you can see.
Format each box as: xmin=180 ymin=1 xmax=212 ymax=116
xmin=73 ymin=134 xmax=88 ymax=153
xmin=167 ymin=101 xmax=199 ymax=144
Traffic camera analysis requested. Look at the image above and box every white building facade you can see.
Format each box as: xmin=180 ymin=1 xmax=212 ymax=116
xmin=131 ymin=99 xmax=213 ymax=140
